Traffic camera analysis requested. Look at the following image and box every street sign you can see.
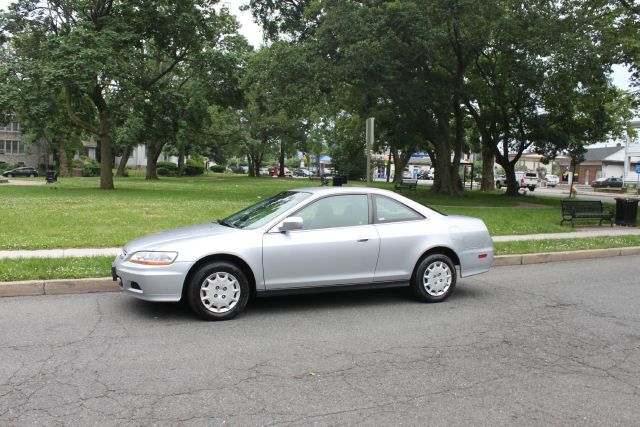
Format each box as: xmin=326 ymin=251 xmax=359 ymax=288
xmin=636 ymin=164 xmax=640 ymax=174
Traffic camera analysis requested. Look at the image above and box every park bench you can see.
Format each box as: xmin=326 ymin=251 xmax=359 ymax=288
xmin=394 ymin=179 xmax=418 ymax=192
xmin=560 ymin=200 xmax=614 ymax=227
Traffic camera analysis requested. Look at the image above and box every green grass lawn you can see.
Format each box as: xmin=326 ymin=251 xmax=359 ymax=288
xmin=0 ymin=256 xmax=114 ymax=281
xmin=0 ymin=174 xmax=617 ymax=250
xmin=3 ymin=234 xmax=640 ymax=281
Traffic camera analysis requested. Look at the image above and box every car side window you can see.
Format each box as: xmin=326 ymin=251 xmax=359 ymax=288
xmin=374 ymin=195 xmax=424 ymax=224
xmin=294 ymin=195 xmax=369 ymax=230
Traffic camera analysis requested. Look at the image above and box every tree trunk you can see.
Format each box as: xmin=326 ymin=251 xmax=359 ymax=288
xmin=278 ymin=140 xmax=285 ymax=177
xmin=56 ymin=142 xmax=70 ymax=177
xmin=116 ymin=145 xmax=132 ymax=177
xmin=451 ymin=102 xmax=464 ymax=192
xmin=98 ymin=131 xmax=114 ymax=189
xmin=247 ymin=154 xmax=256 ymax=177
xmin=502 ymin=161 xmax=519 ymax=196
xmin=480 ymin=135 xmax=495 ymax=191
xmin=429 ymin=116 xmax=457 ymax=195
xmin=177 ymin=145 xmax=186 ymax=176
xmin=145 ymin=142 xmax=164 ymax=180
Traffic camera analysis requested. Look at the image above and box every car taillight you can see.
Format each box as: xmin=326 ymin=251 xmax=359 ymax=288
xmin=520 ymin=178 xmax=524 ymax=184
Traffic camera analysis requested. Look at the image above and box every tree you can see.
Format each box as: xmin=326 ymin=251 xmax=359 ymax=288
xmin=466 ymin=0 xmax=632 ymax=196
xmin=1 ymin=0 xmax=237 ymax=189
xmin=248 ymin=0 xmax=499 ymax=194
xmin=241 ymin=43 xmax=317 ymax=177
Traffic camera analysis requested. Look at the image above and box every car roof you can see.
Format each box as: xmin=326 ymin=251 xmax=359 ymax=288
xmin=291 ymin=186 xmax=395 ymax=196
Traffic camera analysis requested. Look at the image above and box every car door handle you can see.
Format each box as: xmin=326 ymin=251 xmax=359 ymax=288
xmin=357 ymin=238 xmax=369 ymax=242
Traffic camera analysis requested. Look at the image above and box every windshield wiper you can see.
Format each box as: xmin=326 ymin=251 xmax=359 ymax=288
xmin=217 ymin=219 xmax=236 ymax=228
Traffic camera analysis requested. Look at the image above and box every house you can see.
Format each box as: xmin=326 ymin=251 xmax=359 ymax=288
xmin=579 ymin=146 xmax=625 ymax=185
xmin=0 ymin=119 xmax=45 ymax=168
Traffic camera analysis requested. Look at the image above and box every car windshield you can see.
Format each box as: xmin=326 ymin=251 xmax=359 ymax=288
xmin=220 ymin=191 xmax=311 ymax=230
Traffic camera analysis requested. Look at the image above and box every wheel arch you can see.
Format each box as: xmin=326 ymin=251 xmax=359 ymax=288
xmin=412 ymin=246 xmax=460 ymax=282
xmin=182 ymin=253 xmax=257 ymax=301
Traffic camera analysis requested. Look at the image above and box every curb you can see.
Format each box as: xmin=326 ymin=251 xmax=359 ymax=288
xmin=0 ymin=277 xmax=118 ymax=298
xmin=1 ymin=247 xmax=639 ymax=299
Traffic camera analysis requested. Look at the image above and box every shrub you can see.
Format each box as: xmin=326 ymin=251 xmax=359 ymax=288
xmin=82 ymin=160 xmax=101 ymax=177
xmin=155 ymin=162 xmax=178 ymax=177
xmin=157 ymin=167 xmax=176 ymax=177
xmin=184 ymin=160 xmax=204 ymax=176
xmin=71 ymin=159 xmax=84 ymax=169
xmin=209 ymin=165 xmax=226 ymax=173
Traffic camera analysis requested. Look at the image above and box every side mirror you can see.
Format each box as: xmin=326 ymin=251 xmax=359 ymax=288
xmin=279 ymin=217 xmax=303 ymax=232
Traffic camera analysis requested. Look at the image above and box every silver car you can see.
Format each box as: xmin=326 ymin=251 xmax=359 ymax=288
xmin=112 ymin=187 xmax=493 ymax=320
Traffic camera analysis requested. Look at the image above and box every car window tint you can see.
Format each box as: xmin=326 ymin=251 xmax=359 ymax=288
xmin=374 ymin=196 xmax=424 ymax=223
xmin=295 ymin=195 xmax=369 ymax=230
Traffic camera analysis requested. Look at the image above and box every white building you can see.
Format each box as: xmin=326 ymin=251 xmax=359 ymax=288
xmin=623 ymin=119 xmax=640 ymax=185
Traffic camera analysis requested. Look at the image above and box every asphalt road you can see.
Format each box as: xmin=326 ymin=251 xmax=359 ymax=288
xmin=1 ymin=257 xmax=639 ymax=426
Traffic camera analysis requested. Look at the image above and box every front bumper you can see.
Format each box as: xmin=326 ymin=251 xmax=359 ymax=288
xmin=112 ymin=256 xmax=192 ymax=302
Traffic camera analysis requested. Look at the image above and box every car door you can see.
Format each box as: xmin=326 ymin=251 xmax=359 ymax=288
xmin=262 ymin=194 xmax=380 ymax=290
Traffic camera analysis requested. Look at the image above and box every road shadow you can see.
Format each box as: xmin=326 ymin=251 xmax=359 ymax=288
xmin=121 ymin=282 xmax=484 ymax=321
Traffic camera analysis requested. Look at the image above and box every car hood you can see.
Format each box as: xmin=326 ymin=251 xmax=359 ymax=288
xmin=123 ymin=222 xmax=236 ymax=253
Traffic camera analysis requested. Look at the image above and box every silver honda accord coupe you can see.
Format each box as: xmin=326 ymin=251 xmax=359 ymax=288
xmin=112 ymin=187 xmax=493 ymax=320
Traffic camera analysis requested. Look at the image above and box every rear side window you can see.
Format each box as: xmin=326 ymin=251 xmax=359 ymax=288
xmin=373 ymin=195 xmax=424 ymax=224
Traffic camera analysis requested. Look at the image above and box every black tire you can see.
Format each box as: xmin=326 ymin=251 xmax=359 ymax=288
xmin=186 ymin=261 xmax=250 ymax=321
xmin=495 ymin=181 xmax=501 ymax=189
xmin=29 ymin=174 xmax=35 ymax=178
xmin=6 ymin=173 xmax=12 ymax=178
xmin=411 ymin=254 xmax=457 ymax=303
xmin=528 ymin=186 xmax=535 ymax=191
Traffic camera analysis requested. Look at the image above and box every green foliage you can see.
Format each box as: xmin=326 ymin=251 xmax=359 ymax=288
xmin=156 ymin=161 xmax=178 ymax=177
xmin=1 ymin=1 xmax=243 ymax=189
xmin=184 ymin=160 xmax=205 ymax=176
xmin=82 ymin=160 xmax=101 ymax=177
xmin=209 ymin=165 xmax=226 ymax=173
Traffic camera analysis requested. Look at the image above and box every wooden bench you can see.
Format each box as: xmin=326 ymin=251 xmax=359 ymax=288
xmin=560 ymin=200 xmax=614 ymax=227
xmin=394 ymin=179 xmax=418 ymax=192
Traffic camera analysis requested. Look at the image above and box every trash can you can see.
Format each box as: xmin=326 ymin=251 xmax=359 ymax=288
xmin=340 ymin=175 xmax=348 ymax=185
xmin=614 ymin=198 xmax=639 ymax=226
xmin=332 ymin=176 xmax=343 ymax=186
xmin=45 ymin=171 xmax=57 ymax=184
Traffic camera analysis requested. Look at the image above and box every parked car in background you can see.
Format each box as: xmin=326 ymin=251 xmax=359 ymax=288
xmin=544 ymin=174 xmax=560 ymax=187
xmin=591 ymin=177 xmax=623 ymax=189
xmin=295 ymin=169 xmax=312 ymax=177
xmin=495 ymin=171 xmax=538 ymax=191
xmin=112 ymin=187 xmax=493 ymax=320
xmin=417 ymin=169 xmax=434 ymax=180
xmin=2 ymin=167 xmax=38 ymax=178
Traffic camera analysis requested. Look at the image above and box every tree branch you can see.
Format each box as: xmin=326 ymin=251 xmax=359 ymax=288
xmin=65 ymin=87 xmax=99 ymax=135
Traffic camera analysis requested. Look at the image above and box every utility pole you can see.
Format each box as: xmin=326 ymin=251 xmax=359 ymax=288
xmin=366 ymin=117 xmax=374 ymax=184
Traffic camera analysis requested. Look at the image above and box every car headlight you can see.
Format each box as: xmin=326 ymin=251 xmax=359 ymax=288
xmin=128 ymin=251 xmax=178 ymax=266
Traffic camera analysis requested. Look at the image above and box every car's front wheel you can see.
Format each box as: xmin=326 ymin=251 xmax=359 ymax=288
xmin=6 ymin=173 xmax=12 ymax=178
xmin=29 ymin=174 xmax=35 ymax=178
xmin=412 ymin=254 xmax=456 ymax=302
xmin=186 ymin=261 xmax=250 ymax=320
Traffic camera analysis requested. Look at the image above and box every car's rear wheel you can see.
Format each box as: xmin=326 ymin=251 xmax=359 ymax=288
xmin=186 ymin=261 xmax=250 ymax=320
xmin=412 ymin=254 xmax=456 ymax=302
xmin=495 ymin=181 xmax=501 ymax=189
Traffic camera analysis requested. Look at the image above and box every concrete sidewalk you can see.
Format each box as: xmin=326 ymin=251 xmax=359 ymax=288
xmin=1 ymin=227 xmax=639 ymax=259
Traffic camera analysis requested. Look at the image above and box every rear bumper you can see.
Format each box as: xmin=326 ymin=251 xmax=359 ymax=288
xmin=458 ymin=246 xmax=493 ymax=277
